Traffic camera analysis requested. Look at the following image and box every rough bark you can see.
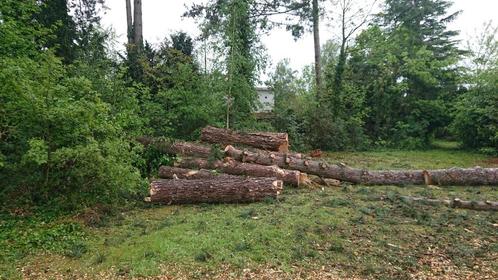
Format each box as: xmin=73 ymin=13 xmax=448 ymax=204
xmin=224 ymin=145 xmax=498 ymax=186
xmin=312 ymin=0 xmax=322 ymax=98
xmin=175 ymin=158 xmax=308 ymax=187
xmin=148 ymin=178 xmax=283 ymax=204
xmin=125 ymin=0 xmax=133 ymax=45
xmin=133 ymin=0 xmax=143 ymax=50
xmin=137 ymin=137 xmax=216 ymax=158
xmin=397 ymin=196 xmax=498 ymax=211
xmin=158 ymin=166 xmax=238 ymax=180
xmin=201 ymin=126 xmax=289 ymax=152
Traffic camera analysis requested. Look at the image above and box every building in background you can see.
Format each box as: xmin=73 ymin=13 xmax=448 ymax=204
xmin=255 ymin=87 xmax=274 ymax=113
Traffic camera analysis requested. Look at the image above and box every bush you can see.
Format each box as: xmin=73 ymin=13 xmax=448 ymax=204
xmin=0 ymin=55 xmax=146 ymax=208
xmin=452 ymin=88 xmax=498 ymax=150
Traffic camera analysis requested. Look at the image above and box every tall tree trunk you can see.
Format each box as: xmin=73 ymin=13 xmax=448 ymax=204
xmin=125 ymin=0 xmax=133 ymax=45
xmin=333 ymin=8 xmax=347 ymax=94
xmin=133 ymin=0 xmax=143 ymax=50
xmin=312 ymin=0 xmax=322 ymax=99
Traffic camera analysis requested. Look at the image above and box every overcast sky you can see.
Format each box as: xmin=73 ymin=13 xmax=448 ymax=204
xmin=101 ymin=0 xmax=497 ymax=77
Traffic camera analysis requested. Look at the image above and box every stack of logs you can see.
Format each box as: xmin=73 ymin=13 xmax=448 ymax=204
xmin=143 ymin=126 xmax=498 ymax=210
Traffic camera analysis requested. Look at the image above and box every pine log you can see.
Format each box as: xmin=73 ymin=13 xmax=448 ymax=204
xmin=158 ymin=166 xmax=238 ymax=180
xmin=175 ymin=158 xmax=308 ymax=187
xmin=397 ymin=196 xmax=498 ymax=211
xmin=224 ymin=145 xmax=498 ymax=186
xmin=137 ymin=137 xmax=215 ymax=158
xmin=148 ymin=178 xmax=283 ymax=204
xmin=201 ymin=126 xmax=289 ymax=152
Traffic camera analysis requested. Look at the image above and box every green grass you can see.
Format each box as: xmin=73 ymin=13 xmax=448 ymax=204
xmin=1 ymin=145 xmax=497 ymax=279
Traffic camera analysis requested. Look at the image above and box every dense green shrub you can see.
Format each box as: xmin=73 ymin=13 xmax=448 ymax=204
xmin=452 ymin=84 xmax=498 ymax=152
xmin=0 ymin=55 xmax=146 ymax=208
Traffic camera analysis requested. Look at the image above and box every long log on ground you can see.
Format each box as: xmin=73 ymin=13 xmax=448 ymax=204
xmin=148 ymin=178 xmax=283 ymax=204
xmin=158 ymin=166 xmax=238 ymax=180
xmin=201 ymin=126 xmax=289 ymax=152
xmin=396 ymin=196 xmax=498 ymax=211
xmin=224 ymin=145 xmax=498 ymax=186
xmin=174 ymin=158 xmax=308 ymax=187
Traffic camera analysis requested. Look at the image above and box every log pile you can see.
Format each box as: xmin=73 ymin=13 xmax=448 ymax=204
xmin=143 ymin=125 xmax=498 ymax=208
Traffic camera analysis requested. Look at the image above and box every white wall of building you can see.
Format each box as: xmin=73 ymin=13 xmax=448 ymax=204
xmin=256 ymin=87 xmax=274 ymax=112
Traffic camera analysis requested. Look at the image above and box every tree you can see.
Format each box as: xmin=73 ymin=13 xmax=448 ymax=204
xmin=348 ymin=0 xmax=462 ymax=147
xmin=35 ymin=0 xmax=78 ymax=64
xmin=331 ymin=0 xmax=377 ymax=93
xmin=133 ymin=0 xmax=143 ymax=50
xmin=186 ymin=0 xmax=263 ymax=129
xmin=452 ymin=22 xmax=498 ymax=151
xmin=124 ymin=0 xmax=145 ymax=82
xmin=0 ymin=1 xmax=145 ymax=207
xmin=312 ymin=0 xmax=322 ymax=98
xmin=126 ymin=0 xmax=133 ymax=45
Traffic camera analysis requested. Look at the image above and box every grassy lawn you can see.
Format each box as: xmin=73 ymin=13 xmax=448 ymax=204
xmin=1 ymin=146 xmax=497 ymax=279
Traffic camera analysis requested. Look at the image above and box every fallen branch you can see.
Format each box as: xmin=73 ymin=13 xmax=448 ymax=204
xmin=224 ymin=145 xmax=498 ymax=186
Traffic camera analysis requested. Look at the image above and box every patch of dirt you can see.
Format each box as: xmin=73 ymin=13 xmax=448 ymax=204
xmin=74 ymin=204 xmax=114 ymax=227
xmin=19 ymin=258 xmax=363 ymax=280
xmin=19 ymin=248 xmax=498 ymax=280
xmin=409 ymin=246 xmax=497 ymax=280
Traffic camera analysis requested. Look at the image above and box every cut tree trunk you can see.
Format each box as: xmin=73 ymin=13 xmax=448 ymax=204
xmin=397 ymin=196 xmax=498 ymax=211
xmin=137 ymin=137 xmax=216 ymax=158
xmin=224 ymin=145 xmax=498 ymax=186
xmin=158 ymin=166 xmax=238 ymax=180
xmin=148 ymin=178 xmax=283 ymax=204
xmin=175 ymin=158 xmax=308 ymax=187
xmin=201 ymin=126 xmax=289 ymax=152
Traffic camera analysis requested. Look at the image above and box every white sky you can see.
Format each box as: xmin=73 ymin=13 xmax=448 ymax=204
xmin=101 ymin=0 xmax=497 ymax=77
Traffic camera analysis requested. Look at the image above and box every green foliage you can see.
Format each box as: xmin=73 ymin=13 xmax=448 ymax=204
xmin=0 ymin=54 xmax=146 ymax=207
xmin=348 ymin=0 xmax=462 ymax=148
xmin=268 ymin=60 xmax=313 ymax=151
xmin=186 ymin=0 xmax=264 ymax=129
xmin=451 ymin=23 xmax=498 ymax=152
xmin=35 ymin=0 xmax=78 ymax=63
xmin=0 ymin=1 xmax=146 ymax=207
xmin=0 ymin=213 xmax=86 ymax=264
xmin=0 ymin=0 xmax=47 ymax=58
